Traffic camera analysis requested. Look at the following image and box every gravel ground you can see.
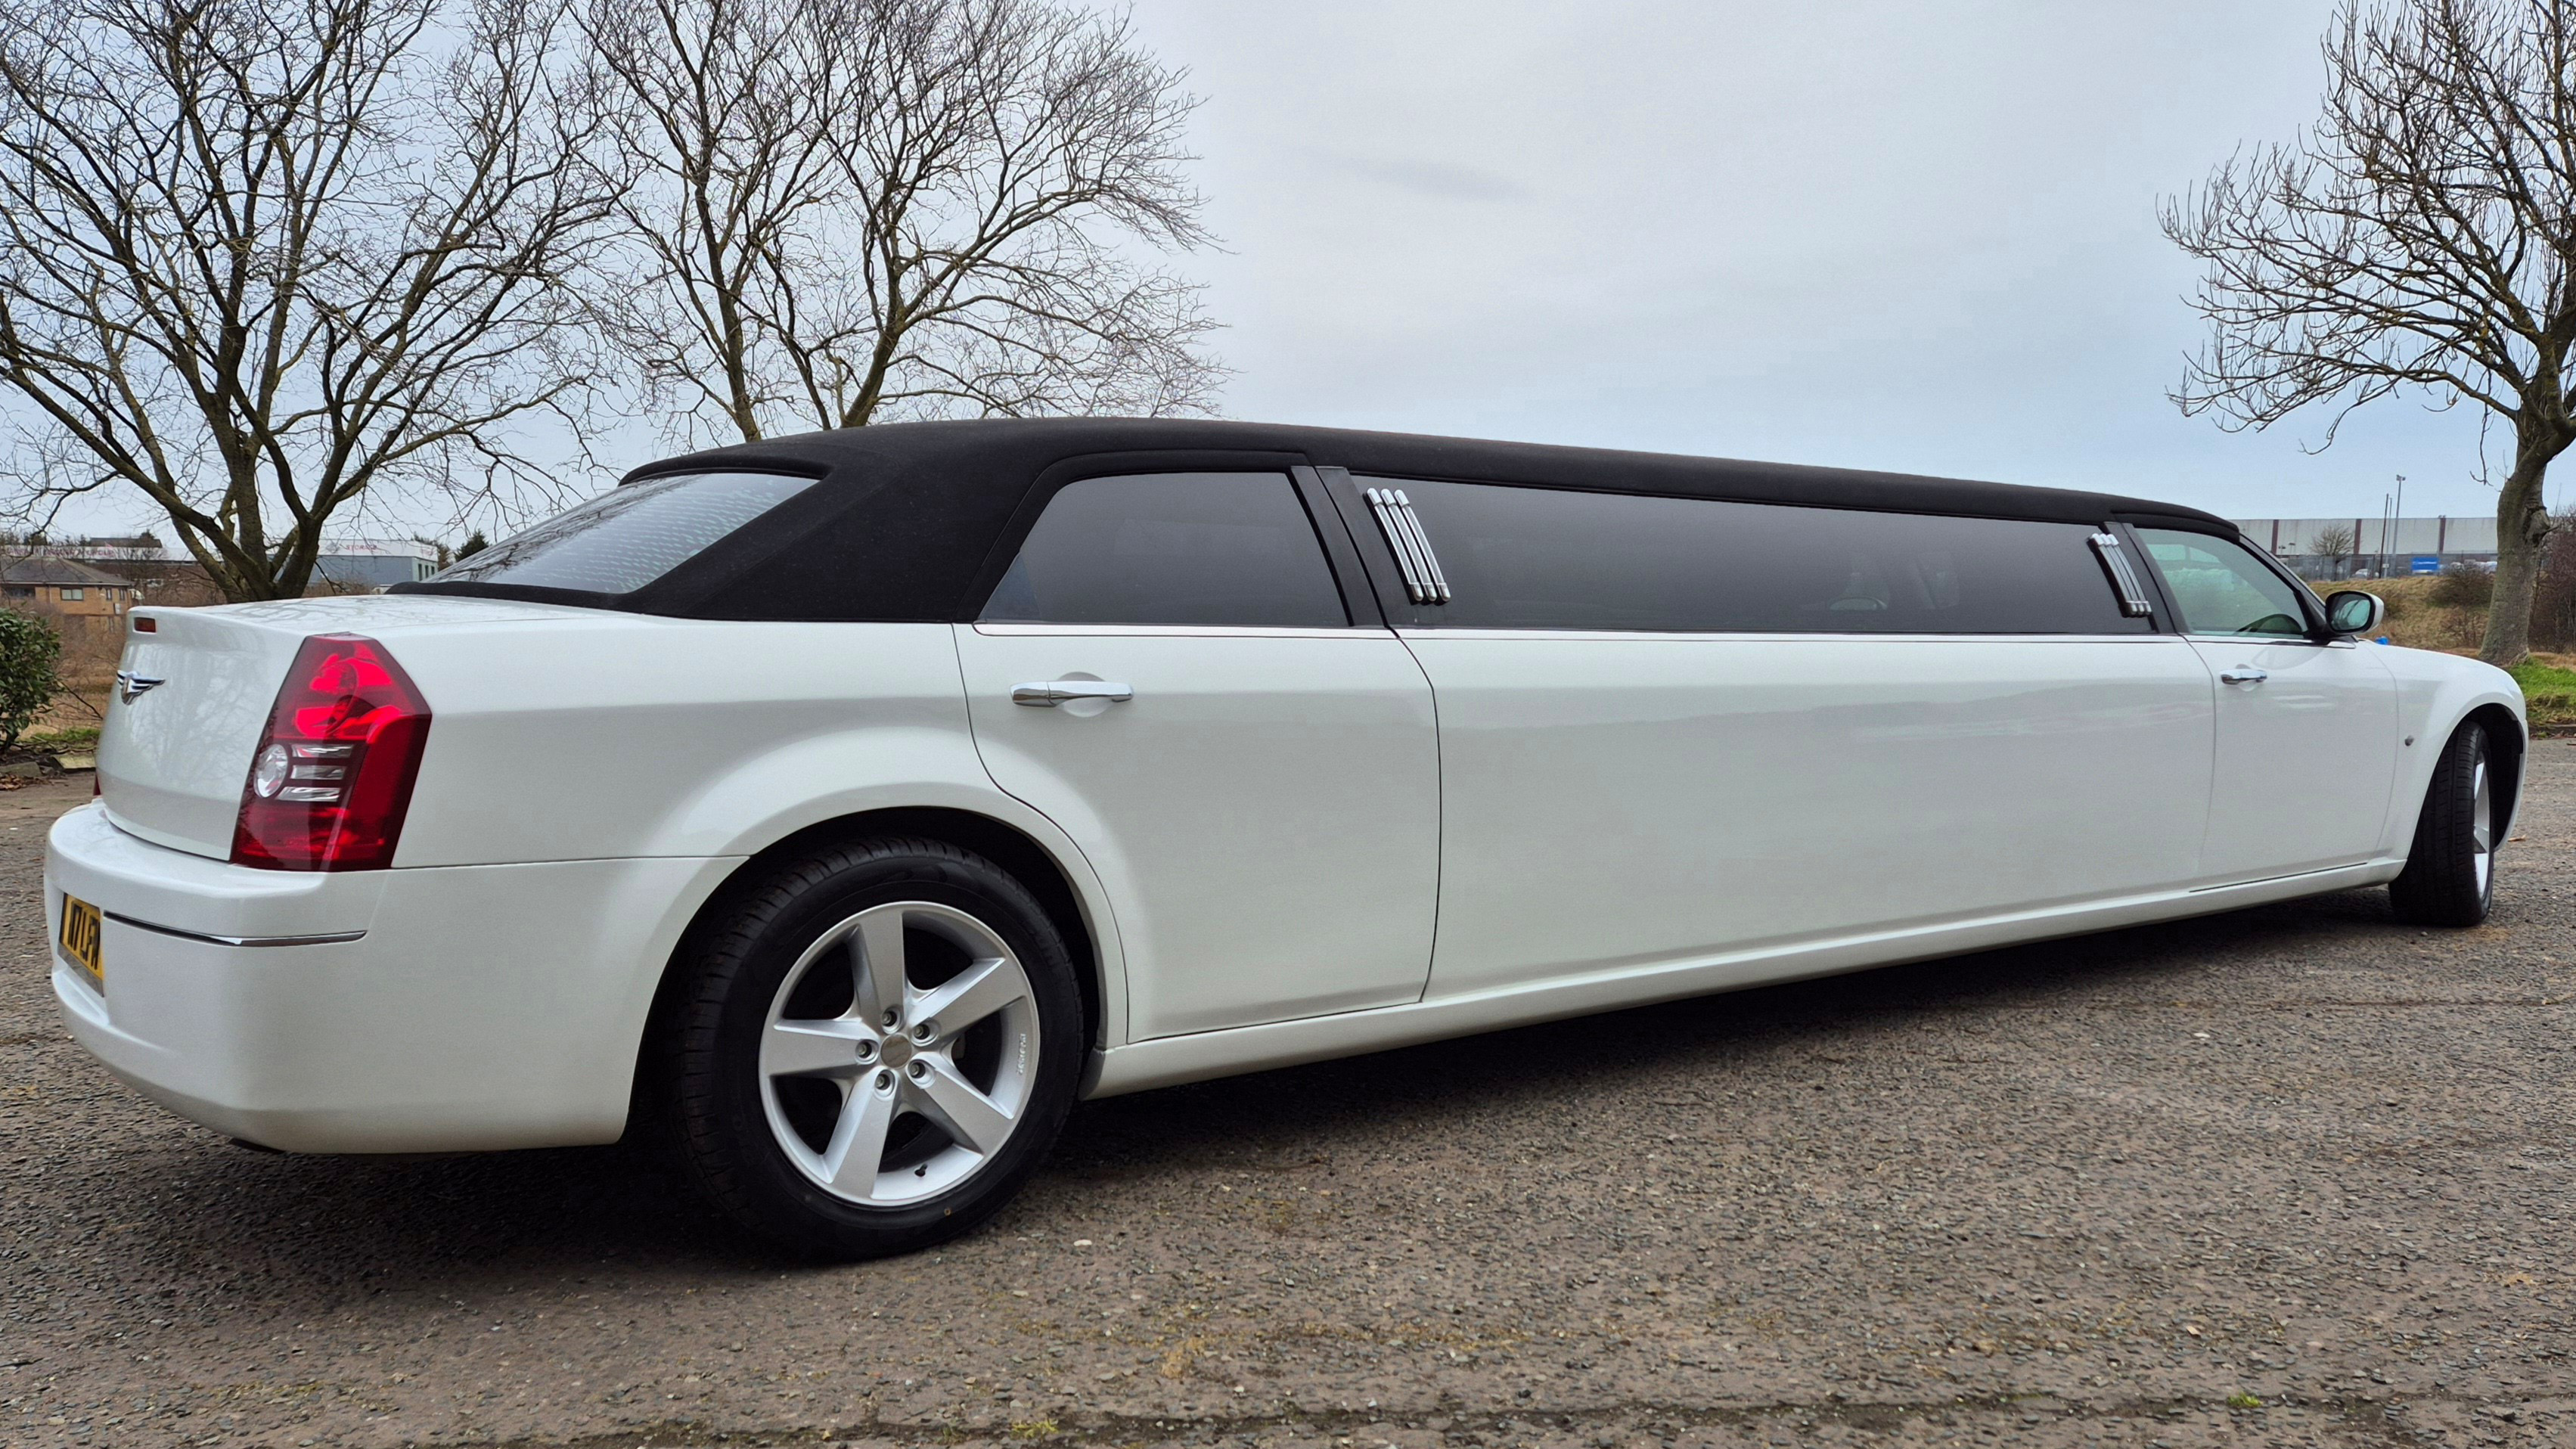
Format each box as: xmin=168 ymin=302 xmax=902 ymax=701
xmin=5 ymin=750 xmax=2574 ymax=1449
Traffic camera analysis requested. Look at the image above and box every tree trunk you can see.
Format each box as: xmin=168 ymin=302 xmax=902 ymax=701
xmin=2480 ymin=439 xmax=2562 ymax=667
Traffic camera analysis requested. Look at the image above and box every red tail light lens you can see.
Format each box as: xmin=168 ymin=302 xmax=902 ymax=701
xmin=231 ymin=634 xmax=432 ymax=870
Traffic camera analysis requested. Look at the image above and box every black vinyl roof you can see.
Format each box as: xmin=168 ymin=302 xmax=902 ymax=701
xmin=402 ymin=417 xmax=2233 ymax=622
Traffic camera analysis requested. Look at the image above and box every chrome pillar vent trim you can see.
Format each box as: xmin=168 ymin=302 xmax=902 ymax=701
xmin=1364 ymin=486 xmax=1451 ymax=605
xmin=2090 ymin=530 xmax=2154 ymax=619
xmin=1363 ymin=488 xmax=1432 ymax=603
xmin=1390 ymin=491 xmax=1451 ymax=603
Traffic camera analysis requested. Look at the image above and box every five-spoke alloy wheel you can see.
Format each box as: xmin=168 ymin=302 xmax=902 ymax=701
xmin=657 ymin=837 xmax=1083 ymax=1258
xmin=759 ymin=901 xmax=1041 ymax=1205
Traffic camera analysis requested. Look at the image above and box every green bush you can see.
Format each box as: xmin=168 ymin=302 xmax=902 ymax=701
xmin=2429 ymin=561 xmax=2495 ymax=610
xmin=0 ymin=608 xmax=62 ymax=755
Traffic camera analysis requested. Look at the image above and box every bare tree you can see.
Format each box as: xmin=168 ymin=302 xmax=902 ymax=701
xmin=2164 ymin=0 xmax=2576 ymax=664
xmin=0 ymin=0 xmax=615 ymax=601
xmin=2310 ymin=521 xmax=2360 ymax=579
xmin=584 ymin=0 xmax=1218 ymax=445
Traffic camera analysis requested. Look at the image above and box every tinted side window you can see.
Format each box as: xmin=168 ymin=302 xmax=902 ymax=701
xmin=1376 ymin=479 xmax=2147 ymax=633
xmin=2136 ymin=529 xmax=2312 ymax=637
xmin=432 ymin=470 xmax=818 ymax=594
xmin=982 ymin=473 xmax=1348 ymax=628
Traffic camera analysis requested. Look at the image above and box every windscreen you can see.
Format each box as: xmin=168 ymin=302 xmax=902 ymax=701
xmin=430 ymin=470 xmax=817 ymax=594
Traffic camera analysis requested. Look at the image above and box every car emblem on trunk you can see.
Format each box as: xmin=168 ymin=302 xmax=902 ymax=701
xmin=114 ymin=670 xmax=165 ymax=703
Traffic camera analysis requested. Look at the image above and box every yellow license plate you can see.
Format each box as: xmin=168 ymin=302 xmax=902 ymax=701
xmin=59 ymin=894 xmax=102 ymax=986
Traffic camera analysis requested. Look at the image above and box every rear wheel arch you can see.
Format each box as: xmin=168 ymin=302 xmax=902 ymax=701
xmin=637 ymin=808 xmax=1107 ymax=1128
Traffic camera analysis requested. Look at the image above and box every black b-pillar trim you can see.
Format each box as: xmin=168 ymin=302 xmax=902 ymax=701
xmin=1291 ymin=466 xmax=1388 ymax=628
xmin=2108 ymin=522 xmax=2186 ymax=634
xmin=1311 ymin=466 xmax=1429 ymax=627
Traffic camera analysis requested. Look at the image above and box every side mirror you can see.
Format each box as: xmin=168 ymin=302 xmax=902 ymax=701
xmin=2323 ymin=588 xmax=2384 ymax=637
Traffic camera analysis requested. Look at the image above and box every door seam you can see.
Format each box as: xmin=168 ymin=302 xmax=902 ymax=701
xmin=945 ymin=622 xmax=1135 ymax=1048
xmin=1389 ymin=631 xmax=1443 ymax=1006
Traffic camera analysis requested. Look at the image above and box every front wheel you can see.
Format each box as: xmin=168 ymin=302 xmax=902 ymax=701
xmin=656 ymin=838 xmax=1085 ymax=1258
xmin=2388 ymin=722 xmax=2500 ymax=928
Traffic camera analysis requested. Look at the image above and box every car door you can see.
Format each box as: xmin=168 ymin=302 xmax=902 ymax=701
xmin=954 ymin=470 xmax=1439 ymax=1041
xmin=1333 ymin=474 xmax=2220 ymax=1000
xmin=2134 ymin=528 xmax=2400 ymax=880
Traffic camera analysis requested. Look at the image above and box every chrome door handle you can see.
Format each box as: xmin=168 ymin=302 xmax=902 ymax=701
xmin=1011 ymin=680 xmax=1134 ymax=707
xmin=2218 ymin=666 xmax=2270 ymax=685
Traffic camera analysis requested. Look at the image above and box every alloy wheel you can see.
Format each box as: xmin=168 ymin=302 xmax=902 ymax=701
xmin=757 ymin=901 xmax=1041 ymax=1205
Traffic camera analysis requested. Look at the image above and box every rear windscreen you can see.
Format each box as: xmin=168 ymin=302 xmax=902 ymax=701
xmin=430 ymin=470 xmax=817 ymax=595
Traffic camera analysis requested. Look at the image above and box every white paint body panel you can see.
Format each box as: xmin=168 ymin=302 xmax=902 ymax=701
xmin=390 ymin=616 xmax=989 ymax=865
xmin=96 ymin=595 xmax=601 ymax=858
xmin=954 ymin=624 xmax=1439 ymax=1039
xmin=60 ymin=597 xmax=1135 ymax=1150
xmin=45 ymin=593 xmax=2526 ymax=1154
xmin=2371 ymin=644 xmax=2531 ymax=846
xmin=1088 ymin=858 xmax=2410 ymax=1097
xmin=2188 ymin=637 xmax=2399 ymax=878
xmin=48 ymin=801 xmax=728 ymax=1150
xmin=1403 ymin=631 xmax=2217 ymax=997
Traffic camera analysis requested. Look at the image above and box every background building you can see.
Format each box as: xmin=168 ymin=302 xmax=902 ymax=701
xmin=0 ymin=557 xmax=140 ymax=647
xmin=3 ymin=534 xmax=440 ymax=601
xmin=309 ymin=540 xmax=439 ymax=590
xmin=2230 ymin=516 xmax=2499 ymax=580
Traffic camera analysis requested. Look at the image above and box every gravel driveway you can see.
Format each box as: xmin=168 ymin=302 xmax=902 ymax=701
xmin=5 ymin=750 xmax=2573 ymax=1449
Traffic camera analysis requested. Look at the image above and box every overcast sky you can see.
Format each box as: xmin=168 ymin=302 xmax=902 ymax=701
xmin=1116 ymin=0 xmax=2550 ymax=525
xmin=26 ymin=0 xmax=2559 ymax=542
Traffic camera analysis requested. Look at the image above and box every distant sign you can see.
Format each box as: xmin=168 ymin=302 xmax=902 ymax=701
xmin=2410 ymin=554 xmax=2441 ymax=575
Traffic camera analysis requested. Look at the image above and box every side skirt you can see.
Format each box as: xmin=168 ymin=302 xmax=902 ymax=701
xmin=1082 ymin=858 xmax=2404 ymax=1099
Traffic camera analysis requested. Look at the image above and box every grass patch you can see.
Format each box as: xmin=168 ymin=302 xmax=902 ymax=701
xmin=2511 ymin=659 xmax=2576 ymax=732
xmin=2363 ymin=576 xmax=2490 ymax=652
xmin=19 ymin=724 xmax=100 ymax=754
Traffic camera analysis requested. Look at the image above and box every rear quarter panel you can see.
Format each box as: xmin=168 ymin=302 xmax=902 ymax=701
xmin=390 ymin=617 xmax=976 ymax=864
xmin=380 ymin=615 xmax=1131 ymax=1049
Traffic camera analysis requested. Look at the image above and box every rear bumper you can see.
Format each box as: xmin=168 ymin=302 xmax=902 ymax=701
xmin=45 ymin=802 xmax=735 ymax=1153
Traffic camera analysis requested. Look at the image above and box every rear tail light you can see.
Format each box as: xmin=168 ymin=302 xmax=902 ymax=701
xmin=231 ymin=635 xmax=432 ymax=870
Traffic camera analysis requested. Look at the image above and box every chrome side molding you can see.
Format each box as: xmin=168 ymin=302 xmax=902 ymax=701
xmin=1364 ymin=487 xmax=1452 ymax=605
xmin=103 ymin=911 xmax=367 ymax=949
xmin=2090 ymin=531 xmax=2155 ymax=619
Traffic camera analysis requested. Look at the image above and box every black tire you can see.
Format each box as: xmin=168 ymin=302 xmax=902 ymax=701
xmin=2388 ymin=722 xmax=2499 ymax=928
xmin=656 ymin=837 xmax=1085 ymax=1258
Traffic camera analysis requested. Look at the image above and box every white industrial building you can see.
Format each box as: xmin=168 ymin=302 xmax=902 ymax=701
xmin=2230 ymin=517 xmax=2498 ymax=579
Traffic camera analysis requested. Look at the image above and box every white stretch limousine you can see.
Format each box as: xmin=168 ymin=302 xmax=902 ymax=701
xmin=48 ymin=420 xmax=2527 ymax=1256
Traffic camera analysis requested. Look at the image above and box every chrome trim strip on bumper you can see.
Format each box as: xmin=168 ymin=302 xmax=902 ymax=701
xmin=103 ymin=912 xmax=368 ymax=949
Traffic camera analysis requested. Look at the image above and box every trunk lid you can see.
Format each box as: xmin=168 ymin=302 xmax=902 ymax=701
xmin=98 ymin=594 xmax=586 ymax=860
